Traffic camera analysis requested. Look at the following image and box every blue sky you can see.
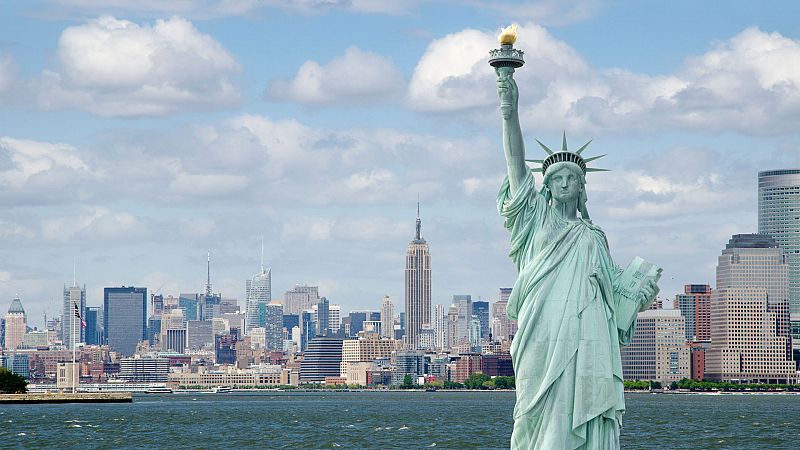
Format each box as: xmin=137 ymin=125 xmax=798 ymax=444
xmin=1 ymin=1 xmax=799 ymax=328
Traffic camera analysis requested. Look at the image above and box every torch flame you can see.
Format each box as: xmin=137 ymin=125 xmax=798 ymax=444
xmin=498 ymin=24 xmax=518 ymax=45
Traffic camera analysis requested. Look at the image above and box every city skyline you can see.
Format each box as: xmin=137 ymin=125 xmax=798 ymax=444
xmin=2 ymin=2 xmax=800 ymax=326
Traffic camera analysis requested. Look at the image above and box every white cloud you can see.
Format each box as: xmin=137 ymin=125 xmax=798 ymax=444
xmin=40 ymin=207 xmax=146 ymax=242
xmin=408 ymin=25 xmax=800 ymax=134
xmin=37 ymin=16 xmax=240 ymax=117
xmin=0 ymin=136 xmax=94 ymax=204
xmin=169 ymin=173 xmax=250 ymax=197
xmin=266 ymin=47 xmax=405 ymax=105
xmin=0 ymin=54 xmax=15 ymax=92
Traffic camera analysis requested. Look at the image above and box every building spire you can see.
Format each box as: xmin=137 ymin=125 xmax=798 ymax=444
xmin=206 ymin=250 xmax=212 ymax=296
xmin=416 ymin=195 xmax=422 ymax=241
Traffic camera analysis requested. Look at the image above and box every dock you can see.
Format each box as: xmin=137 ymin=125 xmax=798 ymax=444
xmin=0 ymin=392 xmax=132 ymax=404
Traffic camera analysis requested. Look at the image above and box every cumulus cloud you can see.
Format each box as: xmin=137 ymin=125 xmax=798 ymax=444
xmin=266 ymin=47 xmax=405 ymax=106
xmin=40 ymin=207 xmax=147 ymax=242
xmin=408 ymin=25 xmax=800 ymax=135
xmin=169 ymin=173 xmax=250 ymax=197
xmin=36 ymin=16 xmax=240 ymax=117
xmin=0 ymin=136 xmax=94 ymax=205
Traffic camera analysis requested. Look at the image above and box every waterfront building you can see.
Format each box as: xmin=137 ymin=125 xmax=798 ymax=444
xmin=300 ymin=337 xmax=343 ymax=384
xmin=104 ymin=287 xmax=147 ymax=357
xmin=674 ymin=284 xmax=712 ymax=342
xmin=380 ymin=296 xmax=394 ymax=339
xmin=186 ymin=320 xmax=214 ymax=350
xmin=758 ymin=169 xmax=800 ymax=317
xmin=393 ymin=350 xmax=426 ymax=384
xmin=472 ymin=301 xmax=490 ymax=340
xmin=4 ymin=296 xmax=26 ymax=350
xmin=705 ymin=234 xmax=796 ymax=383
xmin=481 ymin=354 xmax=514 ymax=377
xmin=245 ymin=265 xmax=272 ymax=333
xmin=284 ymin=285 xmax=319 ymax=316
xmin=63 ymin=282 xmax=86 ymax=348
xmin=119 ymin=356 xmax=169 ymax=382
xmin=620 ymin=309 xmax=690 ymax=385
xmin=1 ymin=353 xmax=30 ymax=378
xmin=451 ymin=353 xmax=481 ymax=383
xmin=170 ymin=364 xmax=287 ymax=388
xmin=405 ymin=204 xmax=432 ymax=350
xmin=341 ymin=332 xmax=396 ymax=364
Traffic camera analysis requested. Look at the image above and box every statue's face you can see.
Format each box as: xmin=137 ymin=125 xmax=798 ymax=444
xmin=548 ymin=166 xmax=582 ymax=203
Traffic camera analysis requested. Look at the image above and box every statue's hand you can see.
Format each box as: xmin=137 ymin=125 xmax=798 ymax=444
xmin=496 ymin=67 xmax=518 ymax=119
xmin=638 ymin=278 xmax=660 ymax=310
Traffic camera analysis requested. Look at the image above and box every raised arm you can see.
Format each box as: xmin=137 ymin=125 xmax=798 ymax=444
xmin=496 ymin=66 xmax=528 ymax=196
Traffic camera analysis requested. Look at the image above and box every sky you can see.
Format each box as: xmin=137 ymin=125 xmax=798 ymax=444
xmin=1 ymin=0 xmax=800 ymax=328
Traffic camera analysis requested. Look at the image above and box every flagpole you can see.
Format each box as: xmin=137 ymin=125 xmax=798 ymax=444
xmin=72 ymin=301 xmax=76 ymax=394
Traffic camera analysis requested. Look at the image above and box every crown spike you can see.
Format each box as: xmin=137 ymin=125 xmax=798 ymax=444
xmin=524 ymin=159 xmax=545 ymax=163
xmin=536 ymin=139 xmax=554 ymax=155
xmin=583 ymin=154 xmax=606 ymax=163
xmin=561 ymin=131 xmax=568 ymax=152
xmin=575 ymin=139 xmax=592 ymax=155
xmin=585 ymin=167 xmax=610 ymax=172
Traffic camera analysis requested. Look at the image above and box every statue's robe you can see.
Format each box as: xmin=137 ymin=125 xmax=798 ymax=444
xmin=498 ymin=172 xmax=635 ymax=450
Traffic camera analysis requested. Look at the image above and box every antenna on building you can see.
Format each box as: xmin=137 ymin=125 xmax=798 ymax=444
xmin=206 ymin=250 xmax=212 ymax=296
xmin=415 ymin=194 xmax=422 ymax=241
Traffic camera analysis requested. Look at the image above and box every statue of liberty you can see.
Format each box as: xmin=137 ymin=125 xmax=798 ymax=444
xmin=491 ymin=26 xmax=661 ymax=449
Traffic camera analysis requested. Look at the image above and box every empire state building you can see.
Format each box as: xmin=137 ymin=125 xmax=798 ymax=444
xmin=405 ymin=204 xmax=431 ymax=349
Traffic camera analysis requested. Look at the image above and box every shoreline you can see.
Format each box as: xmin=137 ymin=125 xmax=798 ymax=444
xmin=0 ymin=392 xmax=132 ymax=404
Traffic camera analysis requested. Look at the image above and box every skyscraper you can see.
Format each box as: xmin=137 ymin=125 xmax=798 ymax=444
xmin=246 ymin=269 xmax=272 ymax=333
xmin=620 ymin=309 xmax=690 ymax=384
xmin=284 ymin=285 xmax=319 ymax=316
xmin=62 ymin=282 xmax=86 ymax=349
xmin=246 ymin=239 xmax=272 ymax=333
xmin=104 ymin=287 xmax=147 ymax=357
xmin=433 ymin=303 xmax=445 ymax=349
xmin=380 ymin=296 xmax=394 ymax=339
xmin=316 ymin=297 xmax=330 ymax=337
xmin=758 ymin=169 xmax=800 ymax=317
xmin=404 ymin=203 xmax=431 ymax=349
xmin=705 ymin=234 xmax=795 ymax=383
xmin=673 ymin=284 xmax=712 ymax=342
xmin=472 ymin=300 xmax=490 ymax=340
xmin=4 ymin=296 xmax=26 ymax=350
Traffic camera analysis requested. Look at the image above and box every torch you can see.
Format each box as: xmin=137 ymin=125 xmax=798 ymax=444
xmin=489 ymin=25 xmax=525 ymax=117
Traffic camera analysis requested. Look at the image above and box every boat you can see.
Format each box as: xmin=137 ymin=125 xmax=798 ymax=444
xmin=211 ymin=386 xmax=232 ymax=393
xmin=144 ymin=387 xmax=174 ymax=394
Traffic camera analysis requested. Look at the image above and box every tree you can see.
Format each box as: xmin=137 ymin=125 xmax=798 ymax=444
xmin=401 ymin=374 xmax=416 ymax=389
xmin=464 ymin=372 xmax=490 ymax=389
xmin=0 ymin=368 xmax=28 ymax=394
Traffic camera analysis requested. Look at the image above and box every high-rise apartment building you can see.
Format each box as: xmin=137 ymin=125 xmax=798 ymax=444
xmin=405 ymin=205 xmax=431 ymax=349
xmin=284 ymin=285 xmax=319 ymax=316
xmin=673 ymin=284 xmax=712 ymax=342
xmin=4 ymin=296 xmax=26 ymax=350
xmin=620 ymin=309 xmax=690 ymax=384
xmin=433 ymin=303 xmax=446 ymax=349
xmin=705 ymin=234 xmax=796 ymax=383
xmin=300 ymin=337 xmax=343 ymax=383
xmin=62 ymin=282 xmax=86 ymax=349
xmin=758 ymin=169 xmax=800 ymax=316
xmin=104 ymin=287 xmax=147 ymax=357
xmin=380 ymin=296 xmax=394 ymax=339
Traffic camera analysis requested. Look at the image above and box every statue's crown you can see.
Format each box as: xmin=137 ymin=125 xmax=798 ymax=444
xmin=526 ymin=132 xmax=608 ymax=175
